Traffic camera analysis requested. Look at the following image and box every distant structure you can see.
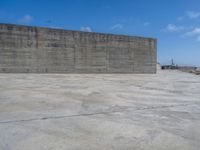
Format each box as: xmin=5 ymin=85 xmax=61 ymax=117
xmin=161 ymin=59 xmax=197 ymax=73
xmin=161 ymin=59 xmax=178 ymax=70
xmin=178 ymin=66 xmax=197 ymax=72
xmin=0 ymin=23 xmax=157 ymax=73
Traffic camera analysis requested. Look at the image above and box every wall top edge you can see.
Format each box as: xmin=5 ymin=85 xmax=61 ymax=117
xmin=0 ymin=23 xmax=157 ymax=41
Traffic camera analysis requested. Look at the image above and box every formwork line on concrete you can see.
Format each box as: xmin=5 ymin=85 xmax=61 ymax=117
xmin=0 ymin=103 xmax=193 ymax=125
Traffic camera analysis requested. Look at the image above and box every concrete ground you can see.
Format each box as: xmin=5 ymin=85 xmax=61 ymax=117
xmin=0 ymin=70 xmax=200 ymax=150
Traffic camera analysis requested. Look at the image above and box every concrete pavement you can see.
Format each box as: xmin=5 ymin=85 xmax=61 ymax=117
xmin=0 ymin=70 xmax=200 ymax=150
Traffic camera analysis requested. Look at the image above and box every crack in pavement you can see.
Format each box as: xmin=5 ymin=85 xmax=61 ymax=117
xmin=0 ymin=103 xmax=193 ymax=124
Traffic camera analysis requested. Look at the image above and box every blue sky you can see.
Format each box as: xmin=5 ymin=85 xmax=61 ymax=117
xmin=0 ymin=0 xmax=200 ymax=66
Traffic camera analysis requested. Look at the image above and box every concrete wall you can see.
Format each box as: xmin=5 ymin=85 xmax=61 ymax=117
xmin=0 ymin=23 xmax=157 ymax=73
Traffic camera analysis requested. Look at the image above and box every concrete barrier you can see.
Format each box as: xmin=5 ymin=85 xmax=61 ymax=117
xmin=0 ymin=23 xmax=157 ymax=73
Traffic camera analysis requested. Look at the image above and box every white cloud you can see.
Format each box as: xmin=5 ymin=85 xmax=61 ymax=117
xmin=165 ymin=24 xmax=185 ymax=32
xmin=144 ymin=22 xmax=151 ymax=26
xmin=177 ymin=16 xmax=185 ymax=21
xmin=110 ymin=24 xmax=123 ymax=30
xmin=184 ymin=28 xmax=200 ymax=42
xmin=177 ymin=11 xmax=200 ymax=21
xmin=81 ymin=27 xmax=92 ymax=32
xmin=49 ymin=26 xmax=63 ymax=29
xmin=197 ymin=36 xmax=200 ymax=42
xmin=187 ymin=11 xmax=200 ymax=19
xmin=103 ymin=5 xmax=111 ymax=9
xmin=19 ymin=14 xmax=33 ymax=24
xmin=185 ymin=28 xmax=200 ymax=36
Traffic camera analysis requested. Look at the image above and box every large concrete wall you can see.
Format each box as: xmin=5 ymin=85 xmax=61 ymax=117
xmin=0 ymin=23 xmax=157 ymax=73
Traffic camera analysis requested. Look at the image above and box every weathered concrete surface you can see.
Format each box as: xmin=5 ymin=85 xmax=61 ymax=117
xmin=0 ymin=70 xmax=200 ymax=150
xmin=0 ymin=23 xmax=156 ymax=73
